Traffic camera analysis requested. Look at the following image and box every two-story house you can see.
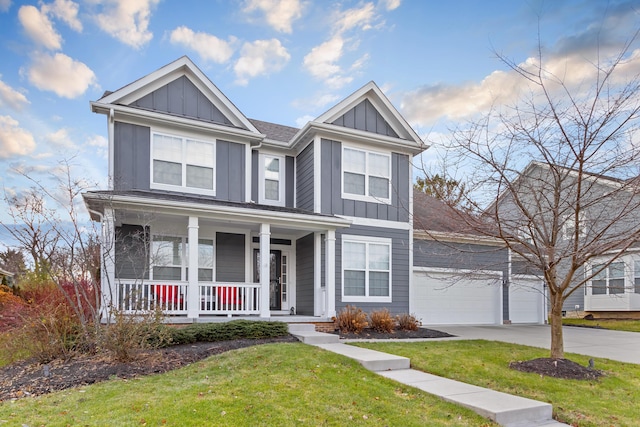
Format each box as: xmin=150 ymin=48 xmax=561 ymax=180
xmin=83 ymin=56 xmax=425 ymax=323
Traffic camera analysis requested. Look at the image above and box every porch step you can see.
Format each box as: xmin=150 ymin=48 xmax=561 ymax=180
xmin=288 ymin=324 xmax=341 ymax=344
xmin=315 ymin=343 xmax=410 ymax=371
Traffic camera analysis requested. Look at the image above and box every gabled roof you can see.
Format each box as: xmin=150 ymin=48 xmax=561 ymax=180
xmin=92 ymin=56 xmax=260 ymax=134
xmin=291 ymin=81 xmax=427 ymax=155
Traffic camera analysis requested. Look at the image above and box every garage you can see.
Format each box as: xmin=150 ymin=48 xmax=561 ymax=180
xmin=412 ymin=268 xmax=503 ymax=325
xmin=509 ymin=275 xmax=545 ymax=324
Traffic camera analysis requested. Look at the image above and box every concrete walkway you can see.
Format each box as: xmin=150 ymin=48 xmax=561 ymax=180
xmin=288 ymin=324 xmax=568 ymax=427
xmin=431 ymin=324 xmax=640 ymax=364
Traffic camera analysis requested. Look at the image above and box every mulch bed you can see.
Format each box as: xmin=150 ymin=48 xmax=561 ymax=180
xmin=0 ymin=335 xmax=298 ymax=401
xmin=335 ymin=327 xmax=454 ymax=340
xmin=509 ymin=358 xmax=604 ymax=380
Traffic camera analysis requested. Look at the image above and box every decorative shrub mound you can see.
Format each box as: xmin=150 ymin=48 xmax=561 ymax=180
xmin=334 ymin=305 xmax=368 ymax=334
xmin=396 ymin=313 xmax=420 ymax=331
xmin=369 ymin=308 xmax=395 ymax=333
xmin=169 ymin=320 xmax=289 ymax=346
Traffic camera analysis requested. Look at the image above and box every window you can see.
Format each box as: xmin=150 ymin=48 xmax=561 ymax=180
xmin=150 ymin=235 xmax=214 ymax=281
xmin=342 ymin=235 xmax=391 ymax=302
xmin=634 ymin=261 xmax=640 ymax=294
xmin=152 ymin=132 xmax=215 ymax=195
xmin=342 ymin=146 xmax=391 ymax=203
xmin=259 ymin=154 xmax=285 ymax=206
xmin=591 ymin=262 xmax=625 ymax=295
xmin=562 ymin=212 xmax=586 ymax=241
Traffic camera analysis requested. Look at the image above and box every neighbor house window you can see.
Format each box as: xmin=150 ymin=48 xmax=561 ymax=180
xmin=151 ymin=235 xmax=214 ymax=281
xmin=259 ymin=154 xmax=285 ymax=206
xmin=634 ymin=261 xmax=640 ymax=294
xmin=151 ymin=132 xmax=215 ymax=195
xmin=342 ymin=235 xmax=391 ymax=302
xmin=342 ymin=146 xmax=391 ymax=203
xmin=562 ymin=212 xmax=586 ymax=241
xmin=591 ymin=262 xmax=625 ymax=295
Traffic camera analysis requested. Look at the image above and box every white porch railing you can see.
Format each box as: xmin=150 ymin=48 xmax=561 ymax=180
xmin=112 ymin=281 xmax=261 ymax=316
xmin=199 ymin=283 xmax=261 ymax=315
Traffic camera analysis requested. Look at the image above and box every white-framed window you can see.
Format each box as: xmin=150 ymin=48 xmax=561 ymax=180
xmin=342 ymin=235 xmax=392 ymax=302
xmin=634 ymin=260 xmax=640 ymax=294
xmin=258 ymin=154 xmax=285 ymax=206
xmin=342 ymin=146 xmax=391 ymax=204
xmin=562 ymin=212 xmax=586 ymax=240
xmin=591 ymin=262 xmax=625 ymax=295
xmin=151 ymin=132 xmax=216 ymax=195
xmin=150 ymin=235 xmax=214 ymax=282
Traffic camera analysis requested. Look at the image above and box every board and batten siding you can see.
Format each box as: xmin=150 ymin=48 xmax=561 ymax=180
xmin=295 ymin=143 xmax=314 ymax=212
xmin=216 ymin=140 xmax=245 ymax=203
xmin=296 ymin=233 xmax=315 ymax=315
xmin=335 ymin=225 xmax=410 ymax=314
xmin=132 ymin=75 xmax=233 ymax=126
xmin=331 ymin=99 xmax=399 ymax=138
xmin=320 ymin=139 xmax=409 ymax=221
xmin=216 ymin=233 xmax=245 ymax=282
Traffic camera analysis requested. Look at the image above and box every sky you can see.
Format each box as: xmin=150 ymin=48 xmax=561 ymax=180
xmin=0 ymin=0 xmax=639 ymax=228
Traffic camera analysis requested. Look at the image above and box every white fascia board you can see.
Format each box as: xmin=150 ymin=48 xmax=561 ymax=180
xmin=413 ymin=229 xmax=506 ymax=246
xmin=84 ymin=193 xmax=352 ymax=231
xmin=91 ymin=102 xmax=265 ymax=143
xmin=339 ymin=215 xmax=411 ymax=230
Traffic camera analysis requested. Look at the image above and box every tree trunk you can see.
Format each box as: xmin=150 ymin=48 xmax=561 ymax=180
xmin=549 ymin=292 xmax=565 ymax=359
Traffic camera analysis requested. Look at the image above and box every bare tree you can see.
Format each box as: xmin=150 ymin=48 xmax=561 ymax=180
xmin=434 ymin=36 xmax=640 ymax=359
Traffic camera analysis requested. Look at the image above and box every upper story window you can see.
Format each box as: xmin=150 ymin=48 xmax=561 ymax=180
xmin=342 ymin=146 xmax=391 ymax=204
xmin=591 ymin=262 xmax=625 ymax=295
xmin=151 ymin=132 xmax=215 ymax=195
xmin=562 ymin=212 xmax=586 ymax=241
xmin=634 ymin=261 xmax=640 ymax=294
xmin=258 ymin=154 xmax=285 ymax=206
xmin=342 ymin=235 xmax=392 ymax=303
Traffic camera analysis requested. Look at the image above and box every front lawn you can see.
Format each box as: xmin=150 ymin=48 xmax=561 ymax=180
xmin=0 ymin=342 xmax=492 ymax=426
xmin=353 ymin=340 xmax=639 ymax=427
xmin=563 ymin=318 xmax=640 ymax=333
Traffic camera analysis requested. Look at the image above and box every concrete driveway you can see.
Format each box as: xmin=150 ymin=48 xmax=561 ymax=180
xmin=432 ymin=324 xmax=640 ymax=364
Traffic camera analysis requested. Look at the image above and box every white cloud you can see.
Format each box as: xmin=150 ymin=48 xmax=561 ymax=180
xmin=380 ymin=0 xmax=400 ymax=11
xmin=0 ymin=0 xmax=11 ymax=12
xmin=334 ymin=2 xmax=376 ymax=33
xmin=87 ymin=135 xmax=107 ymax=147
xmin=169 ymin=26 xmax=235 ymax=64
xmin=295 ymin=114 xmax=315 ymax=128
xmin=43 ymin=0 xmax=82 ymax=32
xmin=26 ymin=52 xmax=97 ymax=98
xmin=46 ymin=128 xmax=76 ymax=148
xmin=243 ymin=0 xmax=303 ymax=33
xmin=0 ymin=78 xmax=29 ymax=110
xmin=234 ymin=39 xmax=290 ymax=85
xmin=303 ymin=36 xmax=353 ymax=89
xmin=94 ymin=0 xmax=159 ymax=49
xmin=18 ymin=4 xmax=62 ymax=50
xmin=0 ymin=116 xmax=37 ymax=158
xmin=293 ymin=92 xmax=340 ymax=111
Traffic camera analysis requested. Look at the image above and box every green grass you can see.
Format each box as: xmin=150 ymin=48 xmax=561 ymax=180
xmin=0 ymin=342 xmax=493 ymax=426
xmin=352 ymin=340 xmax=640 ymax=427
xmin=563 ymin=318 xmax=640 ymax=332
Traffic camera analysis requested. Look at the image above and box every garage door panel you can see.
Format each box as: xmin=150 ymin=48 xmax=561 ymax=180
xmin=413 ymin=271 xmax=502 ymax=325
xmin=509 ymin=278 xmax=544 ymax=324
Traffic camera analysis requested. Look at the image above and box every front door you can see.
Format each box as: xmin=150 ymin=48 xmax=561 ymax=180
xmin=253 ymin=249 xmax=282 ymax=310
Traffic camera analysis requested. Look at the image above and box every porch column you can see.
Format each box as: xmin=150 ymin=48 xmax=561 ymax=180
xmin=187 ymin=216 xmax=199 ymax=319
xmin=101 ymin=207 xmax=116 ymax=321
xmin=259 ymin=223 xmax=271 ymax=318
xmin=325 ymin=230 xmax=336 ymax=318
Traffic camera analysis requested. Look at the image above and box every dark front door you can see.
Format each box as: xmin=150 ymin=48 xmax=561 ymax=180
xmin=253 ymin=249 xmax=282 ymax=310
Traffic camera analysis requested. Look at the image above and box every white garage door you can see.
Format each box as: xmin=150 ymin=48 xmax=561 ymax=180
xmin=412 ymin=269 xmax=502 ymax=325
xmin=509 ymin=276 xmax=545 ymax=324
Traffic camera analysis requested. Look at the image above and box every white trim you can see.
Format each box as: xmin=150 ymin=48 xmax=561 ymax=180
xmin=340 ymin=216 xmax=411 ymax=230
xmin=245 ymin=145 xmax=252 ymax=203
xmin=313 ymin=136 xmax=321 ymax=213
xmin=412 ymin=266 xmax=504 ymax=277
xmin=259 ymin=223 xmax=271 ymax=318
xmin=341 ymin=145 xmax=391 ymax=205
xmin=108 ymin=109 xmax=114 ymax=190
xmin=325 ymin=230 xmax=336 ymax=318
xmin=314 ymin=232 xmax=323 ymax=316
xmin=341 ymin=234 xmax=392 ymax=303
xmin=258 ymin=153 xmax=286 ymax=207
xmin=408 ymin=169 xmax=414 ymax=316
xmin=187 ymin=217 xmax=199 ymax=319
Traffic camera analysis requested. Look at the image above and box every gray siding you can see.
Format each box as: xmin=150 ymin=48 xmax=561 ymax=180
xmin=296 ymin=143 xmax=314 ymax=211
xmin=216 ymin=140 xmax=245 ymax=202
xmin=320 ymin=139 xmax=409 ymax=221
xmin=332 ymin=99 xmax=399 ymax=138
xmin=114 ymin=122 xmax=151 ymax=191
xmin=503 ymin=285 xmax=509 ymax=322
xmin=335 ymin=225 xmax=410 ymax=314
xmin=296 ymin=233 xmax=314 ymax=315
xmin=251 ymin=150 xmax=258 ymax=202
xmin=115 ymin=225 xmax=149 ymax=280
xmin=216 ymin=233 xmax=245 ymax=282
xmin=132 ymin=76 xmax=233 ymax=126
xmin=414 ymin=240 xmax=508 ymax=272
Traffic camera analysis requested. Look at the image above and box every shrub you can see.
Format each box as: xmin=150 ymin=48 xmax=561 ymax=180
xmin=334 ymin=305 xmax=368 ymax=334
xmin=369 ymin=308 xmax=396 ymax=333
xmin=0 ymin=284 xmax=27 ymax=333
xmin=100 ymin=308 xmax=172 ymax=362
xmin=169 ymin=320 xmax=289 ymax=346
xmin=396 ymin=313 xmax=420 ymax=331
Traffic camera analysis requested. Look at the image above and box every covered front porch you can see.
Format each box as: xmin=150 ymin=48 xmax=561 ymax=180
xmin=84 ymin=191 xmax=351 ymax=322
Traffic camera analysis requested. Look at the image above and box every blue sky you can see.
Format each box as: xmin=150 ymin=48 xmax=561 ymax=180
xmin=0 ymin=0 xmax=639 ymax=219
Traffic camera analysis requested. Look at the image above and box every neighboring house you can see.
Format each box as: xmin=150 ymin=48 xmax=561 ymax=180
xmin=411 ymin=190 xmax=546 ymax=325
xmin=83 ymin=56 xmax=425 ymax=322
xmin=489 ymin=161 xmax=640 ymax=316
xmin=0 ymin=267 xmax=13 ymax=287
